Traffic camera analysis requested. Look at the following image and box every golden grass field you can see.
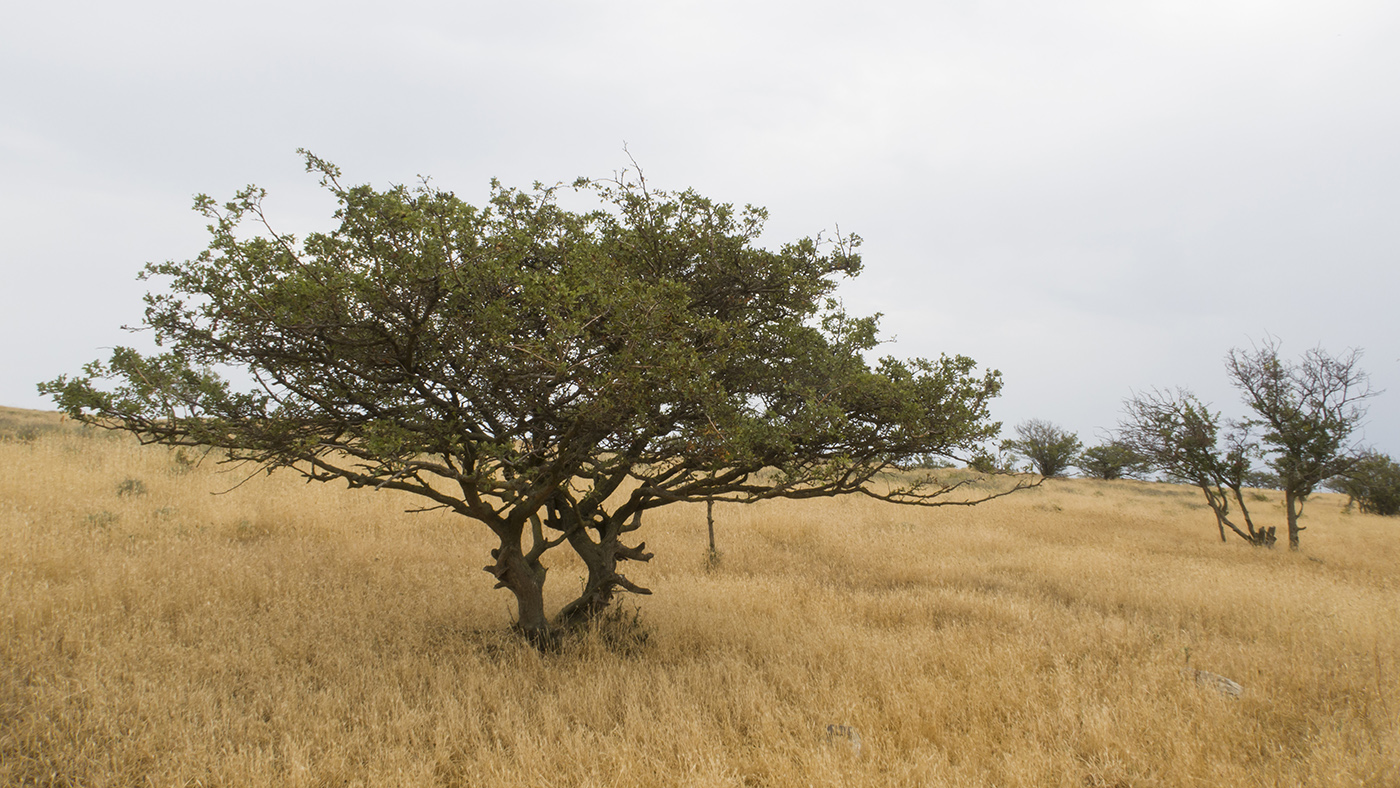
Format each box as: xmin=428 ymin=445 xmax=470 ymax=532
xmin=2 ymin=406 xmax=1397 ymax=787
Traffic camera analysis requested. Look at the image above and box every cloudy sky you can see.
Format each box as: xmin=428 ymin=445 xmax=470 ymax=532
xmin=4 ymin=0 xmax=1398 ymax=456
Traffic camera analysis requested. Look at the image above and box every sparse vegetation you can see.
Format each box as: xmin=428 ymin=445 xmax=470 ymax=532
xmin=3 ymin=427 xmax=1396 ymax=786
xmin=116 ymin=477 xmax=148 ymax=497
xmin=0 ymin=406 xmax=78 ymax=443
xmin=1120 ymin=389 xmax=1275 ymax=547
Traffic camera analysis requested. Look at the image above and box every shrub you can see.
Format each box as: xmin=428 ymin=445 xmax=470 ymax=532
xmin=1075 ymin=442 xmax=1148 ymax=480
xmin=1329 ymin=452 xmax=1400 ymax=516
xmin=1002 ymin=420 xmax=1081 ymax=478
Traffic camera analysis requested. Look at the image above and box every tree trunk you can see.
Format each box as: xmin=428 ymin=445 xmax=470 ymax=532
xmin=555 ymin=513 xmax=653 ymax=629
xmin=1197 ymin=483 xmax=1228 ymax=543
xmin=558 ymin=528 xmax=613 ymax=627
xmin=707 ymin=498 xmax=718 ymax=559
xmin=483 ymin=536 xmax=553 ymax=647
xmin=1284 ymin=490 xmax=1301 ymax=551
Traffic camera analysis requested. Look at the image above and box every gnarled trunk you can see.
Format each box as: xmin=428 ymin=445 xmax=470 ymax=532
xmin=483 ymin=534 xmax=553 ymax=647
xmin=1199 ymin=482 xmax=1275 ymax=547
xmin=555 ymin=512 xmax=654 ymax=629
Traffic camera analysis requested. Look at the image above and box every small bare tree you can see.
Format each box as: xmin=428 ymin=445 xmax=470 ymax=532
xmin=1227 ymin=340 xmax=1375 ymax=550
xmin=1119 ymin=389 xmax=1274 ymax=546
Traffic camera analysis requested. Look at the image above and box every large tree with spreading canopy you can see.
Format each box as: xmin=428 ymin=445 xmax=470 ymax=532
xmin=42 ymin=152 xmax=1029 ymax=644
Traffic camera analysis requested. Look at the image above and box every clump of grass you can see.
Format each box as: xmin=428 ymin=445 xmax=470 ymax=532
xmin=580 ymin=602 xmax=653 ymax=657
xmin=168 ymin=447 xmax=202 ymax=475
xmin=224 ymin=516 xmax=278 ymax=543
xmin=82 ymin=510 xmax=119 ymax=530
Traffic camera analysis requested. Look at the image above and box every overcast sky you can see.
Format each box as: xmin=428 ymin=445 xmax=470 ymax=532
xmin=4 ymin=0 xmax=1398 ymax=457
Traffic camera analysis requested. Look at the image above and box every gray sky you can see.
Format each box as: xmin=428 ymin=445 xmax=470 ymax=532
xmin=4 ymin=0 xmax=1398 ymax=456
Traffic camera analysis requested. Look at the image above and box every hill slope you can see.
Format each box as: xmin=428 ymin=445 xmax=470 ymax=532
xmin=1 ymin=429 xmax=1396 ymax=786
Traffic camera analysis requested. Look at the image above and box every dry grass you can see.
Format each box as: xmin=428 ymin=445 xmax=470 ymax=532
xmin=2 ymin=408 xmax=1397 ymax=787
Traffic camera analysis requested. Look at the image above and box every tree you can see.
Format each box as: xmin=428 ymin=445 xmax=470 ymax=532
xmin=1241 ymin=470 xmax=1282 ymax=490
xmin=41 ymin=152 xmax=1033 ymax=645
xmin=1119 ymin=389 xmax=1275 ymax=546
xmin=966 ymin=445 xmax=1015 ymax=474
xmin=1327 ymin=450 xmax=1400 ymax=517
xmin=1001 ymin=419 xmax=1081 ymax=477
xmin=1075 ymin=441 xmax=1149 ymax=480
xmin=1227 ymin=340 xmax=1374 ymax=550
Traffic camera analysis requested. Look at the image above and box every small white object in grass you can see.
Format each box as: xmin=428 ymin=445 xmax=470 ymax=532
xmin=824 ymin=723 xmax=862 ymax=757
xmin=1191 ymin=669 xmax=1244 ymax=699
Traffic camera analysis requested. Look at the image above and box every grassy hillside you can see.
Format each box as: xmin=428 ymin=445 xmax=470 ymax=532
xmin=0 ymin=405 xmax=76 ymax=442
xmin=1 ymin=426 xmax=1396 ymax=787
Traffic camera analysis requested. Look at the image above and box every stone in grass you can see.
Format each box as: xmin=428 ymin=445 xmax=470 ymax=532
xmin=824 ymin=724 xmax=862 ymax=757
xmin=1190 ymin=669 xmax=1244 ymax=699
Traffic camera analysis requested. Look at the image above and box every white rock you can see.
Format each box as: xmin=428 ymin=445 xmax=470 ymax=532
xmin=1191 ymin=669 xmax=1244 ymax=699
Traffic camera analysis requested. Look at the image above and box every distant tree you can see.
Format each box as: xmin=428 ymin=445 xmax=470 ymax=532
xmin=1001 ymin=419 xmax=1082 ymax=477
xmin=966 ymin=445 xmax=1016 ymax=474
xmin=1075 ymin=441 xmax=1149 ymax=480
xmin=1227 ymin=340 xmax=1375 ymax=550
xmin=1119 ymin=389 xmax=1275 ymax=546
xmin=1241 ymin=470 xmax=1282 ymax=490
xmin=40 ymin=152 xmax=1034 ymax=646
xmin=1327 ymin=450 xmax=1400 ymax=517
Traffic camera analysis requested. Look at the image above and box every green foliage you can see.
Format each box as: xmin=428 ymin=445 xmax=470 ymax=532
xmin=1075 ymin=441 xmax=1149 ymax=480
xmin=40 ymin=152 xmax=1025 ymax=641
xmin=966 ymin=445 xmax=1015 ymax=474
xmin=1119 ymin=392 xmax=1244 ymax=488
xmin=1328 ymin=451 xmax=1400 ymax=517
xmin=1226 ymin=339 xmax=1374 ymax=548
xmin=1001 ymin=419 xmax=1081 ymax=478
xmin=1227 ymin=341 xmax=1371 ymax=502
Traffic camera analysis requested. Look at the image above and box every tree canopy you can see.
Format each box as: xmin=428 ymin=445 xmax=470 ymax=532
xmin=42 ymin=152 xmax=1029 ymax=643
xmin=1075 ymin=441 xmax=1148 ymax=481
xmin=1001 ymin=419 xmax=1081 ymax=478
xmin=1227 ymin=340 xmax=1373 ymax=549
